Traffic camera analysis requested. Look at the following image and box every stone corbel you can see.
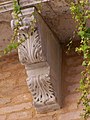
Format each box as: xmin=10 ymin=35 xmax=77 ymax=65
xmin=11 ymin=7 xmax=62 ymax=113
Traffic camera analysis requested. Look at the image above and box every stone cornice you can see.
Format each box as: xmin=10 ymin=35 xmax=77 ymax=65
xmin=0 ymin=0 xmax=49 ymax=13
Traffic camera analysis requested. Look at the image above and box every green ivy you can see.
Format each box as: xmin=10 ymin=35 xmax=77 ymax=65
xmin=4 ymin=0 xmax=23 ymax=54
xmin=0 ymin=0 xmax=41 ymax=56
xmin=70 ymin=0 xmax=90 ymax=119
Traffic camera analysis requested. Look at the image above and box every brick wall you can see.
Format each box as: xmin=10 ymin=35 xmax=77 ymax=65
xmin=0 ymin=42 xmax=87 ymax=120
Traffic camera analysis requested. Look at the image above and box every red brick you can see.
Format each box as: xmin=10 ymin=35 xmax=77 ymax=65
xmin=58 ymin=111 xmax=82 ymax=120
xmin=7 ymin=110 xmax=34 ymax=120
xmin=0 ymin=115 xmax=6 ymax=120
xmin=0 ymin=98 xmax=11 ymax=106
xmin=0 ymin=102 xmax=32 ymax=115
xmin=0 ymin=72 xmax=11 ymax=80
xmin=67 ymin=83 xmax=79 ymax=93
xmin=65 ymin=93 xmax=81 ymax=104
xmin=12 ymin=93 xmax=32 ymax=104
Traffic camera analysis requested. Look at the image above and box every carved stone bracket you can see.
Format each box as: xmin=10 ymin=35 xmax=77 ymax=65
xmin=11 ymin=7 xmax=62 ymax=113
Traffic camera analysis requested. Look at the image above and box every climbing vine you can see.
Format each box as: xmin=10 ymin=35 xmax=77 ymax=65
xmin=0 ymin=0 xmax=20 ymax=56
xmin=70 ymin=0 xmax=90 ymax=119
xmin=4 ymin=0 xmax=23 ymax=54
xmin=0 ymin=0 xmax=41 ymax=56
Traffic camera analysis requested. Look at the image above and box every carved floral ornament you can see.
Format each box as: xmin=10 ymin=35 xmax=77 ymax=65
xmin=10 ymin=9 xmax=60 ymax=112
xmin=26 ymin=66 xmax=56 ymax=107
xmin=11 ymin=14 xmax=44 ymax=65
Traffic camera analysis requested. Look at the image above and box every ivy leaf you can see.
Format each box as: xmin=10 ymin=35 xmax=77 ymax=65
xmin=86 ymin=106 xmax=90 ymax=113
xmin=85 ymin=33 xmax=90 ymax=38
xmin=86 ymin=28 xmax=90 ymax=33
xmin=78 ymin=31 xmax=85 ymax=37
xmin=14 ymin=4 xmax=21 ymax=14
xmin=13 ymin=0 xmax=21 ymax=14
xmin=84 ymin=28 xmax=90 ymax=38
xmin=82 ymin=61 xmax=87 ymax=66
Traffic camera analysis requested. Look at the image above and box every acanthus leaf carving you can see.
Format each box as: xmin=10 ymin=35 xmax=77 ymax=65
xmin=11 ymin=16 xmax=45 ymax=65
xmin=26 ymin=66 xmax=56 ymax=107
xmin=18 ymin=29 xmax=45 ymax=65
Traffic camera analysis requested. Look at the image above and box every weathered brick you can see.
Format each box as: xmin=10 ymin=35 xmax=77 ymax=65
xmin=0 ymin=72 xmax=11 ymax=80
xmin=65 ymin=93 xmax=81 ymax=104
xmin=67 ymin=65 xmax=83 ymax=76
xmin=0 ymin=115 xmax=7 ymax=120
xmin=58 ymin=111 xmax=82 ymax=120
xmin=66 ymin=56 xmax=82 ymax=66
xmin=36 ymin=116 xmax=53 ymax=120
xmin=12 ymin=93 xmax=32 ymax=104
xmin=67 ymin=83 xmax=79 ymax=93
xmin=64 ymin=103 xmax=78 ymax=112
xmin=7 ymin=110 xmax=34 ymax=120
xmin=0 ymin=102 xmax=32 ymax=115
xmin=65 ymin=73 xmax=81 ymax=83
xmin=12 ymin=86 xmax=29 ymax=97
xmin=0 ymin=98 xmax=11 ymax=106
xmin=0 ymin=85 xmax=29 ymax=98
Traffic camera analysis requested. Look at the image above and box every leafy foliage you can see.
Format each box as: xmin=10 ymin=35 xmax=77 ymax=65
xmin=70 ymin=0 xmax=90 ymax=119
xmin=4 ymin=0 xmax=23 ymax=54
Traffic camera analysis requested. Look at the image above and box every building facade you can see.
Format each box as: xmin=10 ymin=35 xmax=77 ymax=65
xmin=0 ymin=0 xmax=84 ymax=120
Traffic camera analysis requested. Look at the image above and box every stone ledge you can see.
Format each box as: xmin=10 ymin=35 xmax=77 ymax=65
xmin=0 ymin=0 xmax=49 ymax=13
xmin=36 ymin=103 xmax=60 ymax=114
